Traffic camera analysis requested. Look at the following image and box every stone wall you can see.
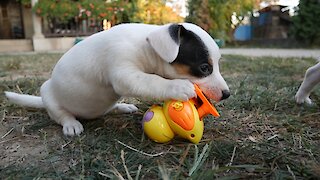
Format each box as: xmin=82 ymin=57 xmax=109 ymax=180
xmin=0 ymin=39 xmax=33 ymax=52
xmin=0 ymin=37 xmax=83 ymax=53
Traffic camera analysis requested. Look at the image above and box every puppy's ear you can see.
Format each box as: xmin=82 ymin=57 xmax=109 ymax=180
xmin=147 ymin=24 xmax=183 ymax=63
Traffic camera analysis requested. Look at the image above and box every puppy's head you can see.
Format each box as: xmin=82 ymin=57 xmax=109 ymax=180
xmin=147 ymin=23 xmax=230 ymax=102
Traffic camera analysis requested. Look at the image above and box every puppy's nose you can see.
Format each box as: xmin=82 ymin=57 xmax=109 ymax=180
xmin=221 ymin=90 xmax=230 ymax=100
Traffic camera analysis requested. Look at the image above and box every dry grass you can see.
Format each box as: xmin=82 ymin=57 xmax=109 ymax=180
xmin=0 ymin=53 xmax=319 ymax=179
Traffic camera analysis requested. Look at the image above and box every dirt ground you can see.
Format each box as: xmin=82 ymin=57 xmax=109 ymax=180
xmin=0 ymin=53 xmax=62 ymax=171
xmin=1 ymin=52 xmax=319 ymax=178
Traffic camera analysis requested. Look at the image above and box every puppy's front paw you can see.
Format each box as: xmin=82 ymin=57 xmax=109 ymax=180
xmin=62 ymin=120 xmax=84 ymax=136
xmin=166 ymin=80 xmax=196 ymax=101
xmin=295 ymin=92 xmax=313 ymax=105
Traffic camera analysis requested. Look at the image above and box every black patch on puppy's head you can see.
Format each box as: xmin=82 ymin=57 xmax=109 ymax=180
xmin=168 ymin=24 xmax=181 ymax=45
xmin=170 ymin=25 xmax=213 ymax=78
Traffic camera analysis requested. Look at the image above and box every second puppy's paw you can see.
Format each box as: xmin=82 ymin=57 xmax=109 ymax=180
xmin=295 ymin=91 xmax=313 ymax=105
xmin=295 ymin=94 xmax=313 ymax=105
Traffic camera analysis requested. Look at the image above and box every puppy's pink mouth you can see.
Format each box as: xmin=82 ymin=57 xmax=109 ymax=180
xmin=200 ymin=88 xmax=222 ymax=102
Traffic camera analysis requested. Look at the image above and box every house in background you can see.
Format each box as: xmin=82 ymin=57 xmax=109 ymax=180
xmin=234 ymin=5 xmax=292 ymax=43
xmin=0 ymin=0 xmax=26 ymax=39
xmin=0 ymin=0 xmax=34 ymax=52
xmin=251 ymin=5 xmax=292 ymax=40
xmin=0 ymin=0 xmax=101 ymax=53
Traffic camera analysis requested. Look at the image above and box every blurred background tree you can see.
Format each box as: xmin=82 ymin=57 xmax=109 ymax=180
xmin=132 ymin=0 xmax=183 ymax=24
xmin=291 ymin=0 xmax=320 ymax=46
xmin=186 ymin=0 xmax=255 ymax=41
xmin=33 ymin=0 xmax=137 ymax=25
xmin=32 ymin=0 xmax=182 ymax=25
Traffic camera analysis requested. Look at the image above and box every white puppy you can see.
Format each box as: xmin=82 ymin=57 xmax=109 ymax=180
xmin=295 ymin=62 xmax=320 ymax=104
xmin=5 ymin=23 xmax=230 ymax=136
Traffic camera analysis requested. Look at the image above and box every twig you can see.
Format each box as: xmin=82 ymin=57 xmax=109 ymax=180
xmin=121 ymin=150 xmax=133 ymax=180
xmin=158 ymin=163 xmax=170 ymax=180
xmin=16 ymin=84 xmax=23 ymax=94
xmin=61 ymin=141 xmax=72 ymax=150
xmin=211 ymin=158 xmax=218 ymax=170
xmin=3 ymin=116 xmax=23 ymax=119
xmin=298 ymin=134 xmax=302 ymax=149
xmin=0 ymin=137 xmax=19 ymax=144
xmin=226 ymin=145 xmax=237 ymax=168
xmin=1 ymin=110 xmax=6 ymax=122
xmin=109 ymin=165 xmax=125 ymax=180
xmin=22 ymin=134 xmax=40 ymax=139
xmin=286 ymin=165 xmax=296 ymax=180
xmin=267 ymin=134 xmax=278 ymax=141
xmin=135 ymin=164 xmax=142 ymax=180
xmin=98 ymin=172 xmax=112 ymax=178
xmin=177 ymin=144 xmax=191 ymax=170
xmin=303 ymin=112 xmax=320 ymax=117
xmin=116 ymin=140 xmax=164 ymax=157
xmin=1 ymin=127 xmax=14 ymax=138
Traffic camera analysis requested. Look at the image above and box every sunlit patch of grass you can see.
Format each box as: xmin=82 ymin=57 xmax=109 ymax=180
xmin=0 ymin=53 xmax=61 ymax=81
xmin=0 ymin=53 xmax=319 ymax=179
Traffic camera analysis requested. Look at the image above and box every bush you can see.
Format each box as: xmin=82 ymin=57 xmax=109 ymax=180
xmin=291 ymin=0 xmax=320 ymax=46
xmin=33 ymin=0 xmax=135 ymax=24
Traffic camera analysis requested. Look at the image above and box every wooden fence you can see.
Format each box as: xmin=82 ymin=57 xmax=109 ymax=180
xmin=42 ymin=17 xmax=104 ymax=37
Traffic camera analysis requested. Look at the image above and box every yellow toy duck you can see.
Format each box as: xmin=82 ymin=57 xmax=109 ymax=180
xmin=142 ymin=84 xmax=220 ymax=144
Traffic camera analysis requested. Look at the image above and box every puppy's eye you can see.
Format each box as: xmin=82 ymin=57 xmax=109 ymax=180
xmin=199 ymin=63 xmax=212 ymax=75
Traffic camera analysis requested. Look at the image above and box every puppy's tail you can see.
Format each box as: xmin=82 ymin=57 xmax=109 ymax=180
xmin=4 ymin=91 xmax=44 ymax=109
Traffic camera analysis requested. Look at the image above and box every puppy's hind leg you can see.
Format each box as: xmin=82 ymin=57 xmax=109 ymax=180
xmin=108 ymin=103 xmax=138 ymax=114
xmin=48 ymin=107 xmax=84 ymax=136
xmin=41 ymin=80 xmax=84 ymax=136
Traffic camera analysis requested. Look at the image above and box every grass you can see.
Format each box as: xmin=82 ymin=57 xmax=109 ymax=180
xmin=0 ymin=53 xmax=319 ymax=179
